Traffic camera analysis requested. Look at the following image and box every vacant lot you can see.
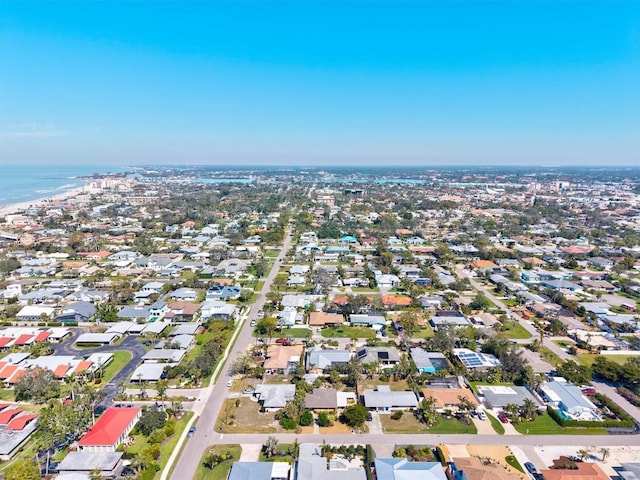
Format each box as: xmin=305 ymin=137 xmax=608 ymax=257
xmin=216 ymin=397 xmax=281 ymax=433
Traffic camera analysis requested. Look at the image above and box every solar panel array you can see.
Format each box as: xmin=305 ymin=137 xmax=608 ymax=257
xmin=457 ymin=351 xmax=485 ymax=368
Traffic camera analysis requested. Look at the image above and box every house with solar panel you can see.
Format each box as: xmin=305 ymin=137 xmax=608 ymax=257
xmin=453 ymin=348 xmax=501 ymax=371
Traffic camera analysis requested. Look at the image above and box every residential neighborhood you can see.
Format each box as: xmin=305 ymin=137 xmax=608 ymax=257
xmin=0 ymin=166 xmax=639 ymax=479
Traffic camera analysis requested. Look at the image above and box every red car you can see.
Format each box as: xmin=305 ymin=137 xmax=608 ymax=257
xmin=275 ymin=338 xmax=290 ymax=346
xmin=498 ymin=412 xmax=509 ymax=423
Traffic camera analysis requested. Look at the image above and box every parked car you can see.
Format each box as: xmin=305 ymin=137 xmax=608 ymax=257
xmin=498 ymin=412 xmax=509 ymax=423
xmin=470 ymin=410 xmax=478 ymax=418
xmin=581 ymin=387 xmax=596 ymax=395
xmin=275 ymin=338 xmax=290 ymax=345
xmin=250 ymin=320 xmax=256 ymax=327
xmin=524 ymin=463 xmax=538 ymax=474
xmin=187 ymin=426 xmax=196 ymax=437
xmin=227 ymin=379 xmax=234 ymax=387
xmin=258 ymin=310 xmax=265 ymax=318
xmin=477 ymin=411 xmax=486 ymax=420
xmin=243 ymin=387 xmax=255 ymax=394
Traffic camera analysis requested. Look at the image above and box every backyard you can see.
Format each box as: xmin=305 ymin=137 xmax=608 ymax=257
xmin=512 ymin=412 xmax=607 ymax=435
xmin=216 ymin=397 xmax=281 ymax=433
xmin=380 ymin=412 xmax=477 ymax=434
xmin=321 ymin=326 xmax=377 ymax=339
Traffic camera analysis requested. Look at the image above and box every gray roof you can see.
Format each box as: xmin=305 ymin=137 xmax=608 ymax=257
xmin=410 ymin=348 xmax=446 ymax=371
xmin=305 ymin=388 xmax=338 ymax=410
xmin=131 ymin=363 xmax=165 ymax=382
xmin=356 ymin=347 xmax=400 ymax=364
xmin=117 ymin=306 xmax=150 ymax=319
xmin=60 ymin=301 xmax=96 ymax=318
xmin=142 ymin=349 xmax=186 ymax=363
xmin=363 ymin=386 xmax=418 ymax=409
xmin=253 ymin=384 xmax=296 ymax=409
xmin=307 ymin=347 xmax=351 ymax=370
xmin=58 ymin=451 xmax=123 ymax=472
xmin=171 ymin=323 xmax=200 ymax=336
xmin=228 ymin=462 xmax=290 ymax=480
xmin=75 ymin=333 xmax=120 ymax=344
xmin=480 ymin=385 xmax=539 ymax=408
xmin=297 ymin=455 xmax=366 ymax=480
xmin=541 ymin=381 xmax=596 ymax=412
xmin=374 ymin=458 xmax=447 ymax=480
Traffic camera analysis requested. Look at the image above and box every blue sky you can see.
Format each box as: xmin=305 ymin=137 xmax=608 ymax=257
xmin=1 ymin=1 xmax=638 ymax=166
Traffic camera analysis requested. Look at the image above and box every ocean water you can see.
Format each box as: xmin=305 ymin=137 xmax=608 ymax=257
xmin=0 ymin=164 xmax=123 ymax=207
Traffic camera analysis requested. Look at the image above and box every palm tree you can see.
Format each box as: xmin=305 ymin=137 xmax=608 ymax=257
xmin=264 ymin=436 xmax=279 ymax=458
xmin=577 ymin=449 xmax=590 ymax=462
xmin=600 ymin=447 xmax=609 ymax=462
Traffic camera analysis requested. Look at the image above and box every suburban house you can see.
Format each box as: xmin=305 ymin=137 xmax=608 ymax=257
xmin=296 ymin=443 xmax=366 ymax=480
xmin=362 ymin=386 xmax=418 ymax=411
xmin=304 ymin=388 xmax=357 ymax=411
xmin=264 ymin=345 xmax=304 ymax=374
xmin=373 ymin=458 xmax=447 ymax=480
xmin=453 ymin=349 xmax=502 ymax=370
xmin=356 ymin=346 xmax=400 ymax=368
xmin=410 ymin=349 xmax=448 ymax=374
xmin=309 ymin=312 xmax=344 ymax=327
xmin=205 ymin=285 xmax=241 ymax=301
xmin=306 ymin=347 xmax=351 ymax=372
xmin=539 ymin=380 xmax=600 ymax=421
xmin=450 ymin=456 xmax=521 ymax=480
xmin=77 ymin=407 xmax=141 ymax=452
xmin=0 ymin=406 xmax=39 ymax=460
xmin=421 ymin=387 xmax=478 ymax=412
xmin=253 ymin=384 xmax=296 ymax=411
xmin=539 ymin=461 xmax=610 ymax=480
xmin=478 ymin=385 xmax=541 ymax=410
xmin=55 ymin=301 xmax=96 ymax=323
xmin=228 ymin=462 xmax=291 ymax=480
xmin=200 ymin=300 xmax=236 ymax=320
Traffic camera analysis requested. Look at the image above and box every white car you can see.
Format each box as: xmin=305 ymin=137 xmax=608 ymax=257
xmin=226 ymin=379 xmax=234 ymax=387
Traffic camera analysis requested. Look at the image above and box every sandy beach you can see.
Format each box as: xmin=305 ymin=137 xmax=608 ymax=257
xmin=0 ymin=186 xmax=87 ymax=218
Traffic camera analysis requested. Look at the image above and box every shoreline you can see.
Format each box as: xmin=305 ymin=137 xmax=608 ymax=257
xmin=0 ymin=186 xmax=87 ymax=218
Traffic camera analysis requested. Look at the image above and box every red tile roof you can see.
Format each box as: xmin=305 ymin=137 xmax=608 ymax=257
xmin=73 ymin=360 xmax=92 ymax=374
xmin=0 ymin=364 xmax=19 ymax=380
xmin=53 ymin=364 xmax=71 ymax=378
xmin=6 ymin=368 xmax=27 ymax=384
xmin=8 ymin=413 xmax=38 ymax=431
xmin=0 ymin=403 xmax=10 ymax=411
xmin=0 ymin=337 xmax=13 ymax=348
xmin=14 ymin=334 xmax=33 ymax=346
xmin=0 ymin=408 xmax=22 ymax=424
xmin=78 ymin=407 xmax=141 ymax=448
xmin=34 ymin=331 xmax=51 ymax=342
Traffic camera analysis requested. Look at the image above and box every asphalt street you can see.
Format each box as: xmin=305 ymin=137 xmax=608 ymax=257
xmin=167 ymin=227 xmax=294 ymax=480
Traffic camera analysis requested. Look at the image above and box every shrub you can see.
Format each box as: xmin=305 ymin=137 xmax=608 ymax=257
xmin=379 ymin=374 xmax=389 ymax=382
xmin=280 ymin=417 xmax=297 ymax=430
xmin=391 ymin=410 xmax=404 ymax=420
xmin=299 ymin=410 xmax=313 ymax=426
xmin=317 ymin=412 xmax=332 ymax=427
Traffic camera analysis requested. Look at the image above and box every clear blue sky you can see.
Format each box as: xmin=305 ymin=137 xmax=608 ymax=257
xmin=1 ymin=1 xmax=638 ymax=166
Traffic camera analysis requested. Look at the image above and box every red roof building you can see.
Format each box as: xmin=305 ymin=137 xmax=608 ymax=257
xmin=53 ymin=364 xmax=71 ymax=378
xmin=34 ymin=331 xmax=51 ymax=342
xmin=0 ymin=337 xmax=13 ymax=348
xmin=0 ymin=408 xmax=22 ymax=425
xmin=8 ymin=413 xmax=38 ymax=431
xmin=78 ymin=407 xmax=141 ymax=452
xmin=13 ymin=334 xmax=34 ymax=346
xmin=0 ymin=365 xmax=19 ymax=380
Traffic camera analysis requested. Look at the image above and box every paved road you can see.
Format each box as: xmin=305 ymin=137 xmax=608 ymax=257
xmin=168 ymin=227 xmax=294 ymax=480
xmin=205 ymin=432 xmax=640 ymax=447
xmin=52 ymin=329 xmax=147 ymax=406
xmin=592 ymin=380 xmax=640 ymax=424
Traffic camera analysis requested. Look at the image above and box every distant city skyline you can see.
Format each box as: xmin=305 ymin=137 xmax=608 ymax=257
xmin=1 ymin=1 xmax=638 ymax=166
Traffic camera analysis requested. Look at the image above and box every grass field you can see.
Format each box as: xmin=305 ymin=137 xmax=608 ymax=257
xmin=539 ymin=347 xmax=563 ymax=367
xmin=102 ymin=350 xmax=133 ymax=384
xmin=486 ymin=412 xmax=505 ymax=434
xmin=576 ymin=354 xmax=638 ymax=367
xmin=0 ymin=389 xmax=14 ymax=401
xmin=154 ymin=412 xmax=194 ymax=480
xmin=321 ymin=326 xmax=377 ymax=339
xmin=505 ymin=455 xmax=524 ymax=473
xmin=499 ymin=321 xmax=533 ymax=339
xmin=216 ymin=397 xmax=280 ymax=433
xmin=193 ymin=444 xmax=242 ymax=480
xmin=512 ymin=412 xmax=607 ymax=435
xmin=380 ymin=412 xmax=477 ymax=434
xmin=279 ymin=327 xmax=313 ymax=338
xmin=259 ymin=443 xmax=295 ymax=463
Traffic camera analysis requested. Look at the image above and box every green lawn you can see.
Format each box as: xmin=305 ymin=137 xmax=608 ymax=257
xmin=193 ymin=444 xmax=242 ymax=480
xmin=505 ymin=455 xmax=524 ymax=473
xmin=486 ymin=412 xmax=505 ymax=434
xmin=576 ymin=354 xmax=638 ymax=367
xmin=512 ymin=412 xmax=607 ymax=435
xmin=501 ymin=298 xmax=518 ymax=307
xmin=321 ymin=326 xmax=377 ymax=339
xmin=539 ymin=347 xmax=563 ymax=367
xmin=279 ymin=327 xmax=313 ymax=338
xmin=499 ymin=321 xmax=533 ymax=340
xmin=259 ymin=443 xmax=294 ymax=463
xmin=154 ymin=412 xmax=194 ymax=479
xmin=101 ymin=350 xmax=133 ymax=384
xmin=381 ymin=413 xmax=476 ymax=434
xmin=0 ymin=389 xmax=14 ymax=401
